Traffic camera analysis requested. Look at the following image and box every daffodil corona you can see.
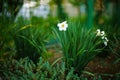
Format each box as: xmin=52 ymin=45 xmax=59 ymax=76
xmin=57 ymin=21 xmax=68 ymax=31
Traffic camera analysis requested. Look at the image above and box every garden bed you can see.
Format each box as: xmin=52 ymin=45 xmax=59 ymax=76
xmin=47 ymin=44 xmax=120 ymax=79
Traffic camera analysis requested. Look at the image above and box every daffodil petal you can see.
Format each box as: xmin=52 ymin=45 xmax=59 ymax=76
xmin=59 ymin=27 xmax=63 ymax=31
xmin=101 ymin=36 xmax=105 ymax=39
xmin=101 ymin=31 xmax=105 ymax=36
xmin=105 ymin=37 xmax=109 ymax=42
xmin=104 ymin=41 xmax=107 ymax=46
xmin=65 ymin=24 xmax=68 ymax=28
xmin=57 ymin=23 xmax=61 ymax=27
xmin=63 ymin=28 xmax=67 ymax=31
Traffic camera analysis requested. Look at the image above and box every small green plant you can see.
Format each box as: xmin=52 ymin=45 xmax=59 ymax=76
xmin=53 ymin=19 xmax=103 ymax=74
xmin=13 ymin=17 xmax=51 ymax=63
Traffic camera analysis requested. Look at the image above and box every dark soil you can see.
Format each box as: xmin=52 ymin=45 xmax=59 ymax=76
xmin=85 ymin=53 xmax=120 ymax=80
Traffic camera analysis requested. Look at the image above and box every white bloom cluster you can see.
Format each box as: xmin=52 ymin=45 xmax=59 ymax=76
xmin=96 ymin=29 xmax=109 ymax=46
xmin=57 ymin=21 xmax=68 ymax=31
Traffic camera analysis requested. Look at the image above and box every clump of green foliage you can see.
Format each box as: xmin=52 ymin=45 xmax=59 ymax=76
xmin=53 ymin=19 xmax=103 ymax=74
xmin=12 ymin=16 xmax=58 ymax=63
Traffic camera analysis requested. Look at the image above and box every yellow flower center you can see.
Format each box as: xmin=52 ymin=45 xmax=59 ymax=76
xmin=61 ymin=24 xmax=64 ymax=28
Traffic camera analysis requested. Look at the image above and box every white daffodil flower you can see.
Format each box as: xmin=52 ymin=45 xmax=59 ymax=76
xmin=102 ymin=37 xmax=109 ymax=46
xmin=96 ymin=29 xmax=108 ymax=46
xmin=105 ymin=37 xmax=109 ymax=42
xmin=100 ymin=31 xmax=105 ymax=36
xmin=96 ymin=29 xmax=101 ymax=36
xmin=101 ymin=36 xmax=105 ymax=39
xmin=103 ymin=41 xmax=108 ymax=46
xmin=57 ymin=21 xmax=68 ymax=31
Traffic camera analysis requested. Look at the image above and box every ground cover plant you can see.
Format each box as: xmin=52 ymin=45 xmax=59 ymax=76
xmin=0 ymin=57 xmax=105 ymax=80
